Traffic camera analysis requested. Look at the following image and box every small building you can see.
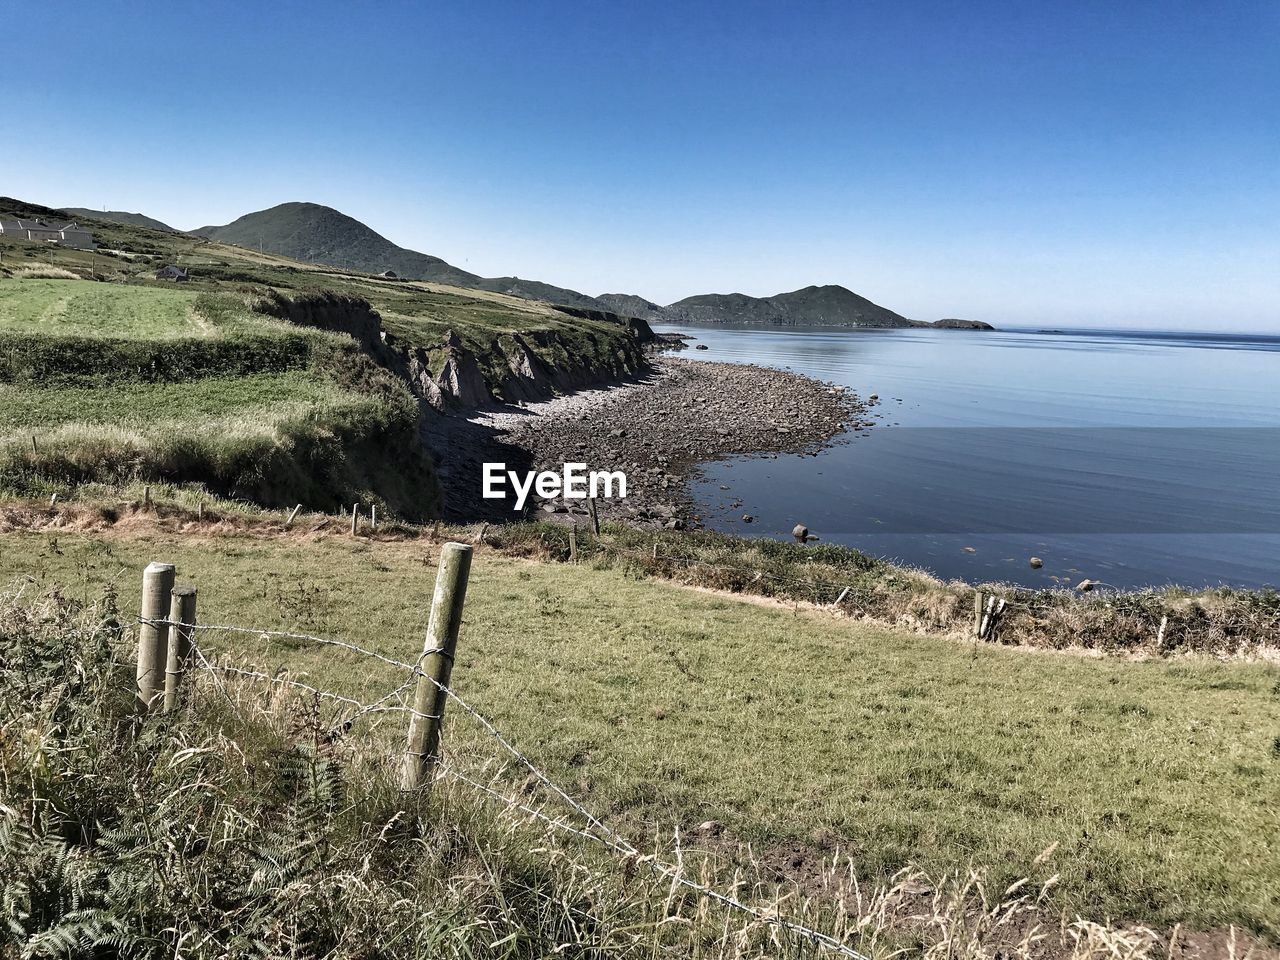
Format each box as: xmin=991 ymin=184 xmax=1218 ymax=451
xmin=0 ymin=217 xmax=96 ymax=249
xmin=378 ymin=270 xmax=398 ymax=279
xmin=155 ymin=265 xmax=189 ymax=282
xmin=58 ymin=223 xmax=97 ymax=250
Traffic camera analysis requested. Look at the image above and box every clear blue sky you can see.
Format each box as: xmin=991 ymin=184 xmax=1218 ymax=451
xmin=3 ymin=0 xmax=1277 ymax=329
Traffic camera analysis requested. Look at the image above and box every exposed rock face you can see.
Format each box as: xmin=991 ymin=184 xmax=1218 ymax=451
xmin=250 ymin=290 xmax=389 ymax=357
xmin=550 ymin=304 xmax=657 ymax=343
xmin=254 ymin=290 xmax=654 ymax=413
xmin=429 ymin=332 xmax=496 ymax=409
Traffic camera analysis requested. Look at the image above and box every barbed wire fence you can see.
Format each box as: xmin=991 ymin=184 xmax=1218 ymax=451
xmin=131 ymin=544 xmax=874 ymax=960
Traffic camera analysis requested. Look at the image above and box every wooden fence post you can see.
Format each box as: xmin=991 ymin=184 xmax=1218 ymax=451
xmin=136 ymin=562 xmax=176 ymax=713
xmin=351 ymin=502 xmax=359 ymax=536
xmin=587 ymin=495 xmax=600 ymax=537
xmin=286 ymin=504 xmax=302 ymax=527
xmin=974 ymin=590 xmax=985 ymax=638
xmin=163 ymin=586 xmax=198 ymax=714
xmin=568 ymin=523 xmax=578 ymax=563
xmin=371 ymin=505 xmax=378 ymax=531
xmin=401 ymin=542 xmax=473 ymax=792
xmin=144 ymin=486 xmax=152 ymax=511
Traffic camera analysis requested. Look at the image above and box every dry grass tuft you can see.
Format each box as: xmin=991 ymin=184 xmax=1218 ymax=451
xmin=8 ymin=264 xmax=83 ymax=280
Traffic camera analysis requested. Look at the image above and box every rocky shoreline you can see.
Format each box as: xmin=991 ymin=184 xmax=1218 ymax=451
xmin=475 ymin=357 xmax=875 ymax=528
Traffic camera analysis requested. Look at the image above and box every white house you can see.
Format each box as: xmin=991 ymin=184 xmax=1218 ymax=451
xmin=0 ymin=217 xmax=96 ymax=249
xmin=58 ymin=223 xmax=96 ymax=250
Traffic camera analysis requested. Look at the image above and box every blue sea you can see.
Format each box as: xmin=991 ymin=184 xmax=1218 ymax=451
xmin=653 ymin=323 xmax=1280 ymax=591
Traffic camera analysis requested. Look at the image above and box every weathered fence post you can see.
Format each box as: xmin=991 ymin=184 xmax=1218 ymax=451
xmin=587 ymin=495 xmax=601 ymax=537
xmin=286 ymin=504 xmax=302 ymax=527
xmin=136 ymin=562 xmax=176 ymax=713
xmin=144 ymin=485 xmax=152 ymax=511
xmin=974 ymin=590 xmax=985 ymax=638
xmin=401 ymin=542 xmax=473 ymax=792
xmin=568 ymin=523 xmax=578 ymax=563
xmin=351 ymin=502 xmax=359 ymax=536
xmin=163 ymin=586 xmax=198 ymax=714
xmin=370 ymin=505 xmax=378 ymax=531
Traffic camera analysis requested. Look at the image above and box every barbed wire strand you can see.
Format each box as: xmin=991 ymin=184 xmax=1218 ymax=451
xmin=442 ymin=767 xmax=872 ymax=960
xmin=157 ymin=619 xmax=869 ymax=957
xmin=140 ymin=618 xmax=418 ymax=673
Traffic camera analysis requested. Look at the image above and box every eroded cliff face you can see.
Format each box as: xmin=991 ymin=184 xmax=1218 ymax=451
xmin=395 ymin=325 xmax=652 ymax=411
xmin=249 ymin=290 xmax=390 ymax=358
xmin=254 ymin=291 xmax=653 ymax=413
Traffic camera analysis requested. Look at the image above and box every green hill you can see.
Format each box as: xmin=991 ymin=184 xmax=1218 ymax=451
xmin=193 ymin=201 xmax=483 ymax=287
xmin=666 ymin=284 xmax=924 ymax=328
xmin=63 ymin=207 xmax=177 ymax=232
xmin=192 ymin=202 xmax=636 ymax=314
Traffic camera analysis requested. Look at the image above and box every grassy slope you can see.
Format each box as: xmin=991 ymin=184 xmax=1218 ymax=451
xmin=192 ymin=201 xmax=483 ymax=287
xmin=62 ymin=206 xmax=178 ymax=232
xmin=0 ymin=279 xmax=202 ymax=336
xmin=1 ymin=204 xmax=645 ymax=394
xmin=5 ymin=530 xmax=1277 ymax=936
xmin=0 ymin=276 xmax=438 ymax=518
xmin=0 ymin=203 xmax=646 ymax=517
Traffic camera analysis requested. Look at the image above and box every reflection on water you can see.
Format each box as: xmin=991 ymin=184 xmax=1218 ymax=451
xmin=655 ymin=323 xmax=1280 ymax=590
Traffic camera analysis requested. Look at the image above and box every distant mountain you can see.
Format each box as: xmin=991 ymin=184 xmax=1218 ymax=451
xmin=933 ymin=318 xmax=995 ymax=330
xmin=660 ymin=284 xmax=924 ymax=329
xmin=596 ymin=293 xmax=666 ymax=321
xmin=192 ymin=202 xmax=482 ymax=288
xmin=192 ymin=201 xmax=620 ymax=311
xmin=474 ymin=277 xmax=608 ymax=311
xmin=63 ymin=208 xmax=176 ymax=232
xmin=179 ymin=201 xmax=988 ymax=329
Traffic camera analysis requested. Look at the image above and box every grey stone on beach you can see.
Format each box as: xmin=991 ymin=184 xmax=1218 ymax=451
xmin=477 ymin=357 xmax=868 ymax=531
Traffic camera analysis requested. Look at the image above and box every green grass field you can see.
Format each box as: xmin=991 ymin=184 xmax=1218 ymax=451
xmin=0 ymin=371 xmax=350 ymax=427
xmin=0 ymin=202 xmax=646 ymax=511
xmin=0 ymin=278 xmax=203 ymax=337
xmin=5 ymin=530 xmax=1277 ymax=936
xmin=0 ymin=271 xmax=440 ymax=518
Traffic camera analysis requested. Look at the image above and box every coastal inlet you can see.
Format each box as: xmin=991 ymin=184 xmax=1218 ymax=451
xmin=481 ymin=357 xmax=875 ymax=528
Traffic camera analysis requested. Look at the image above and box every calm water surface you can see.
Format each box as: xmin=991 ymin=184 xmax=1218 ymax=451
xmin=652 ymin=324 xmax=1280 ymax=590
